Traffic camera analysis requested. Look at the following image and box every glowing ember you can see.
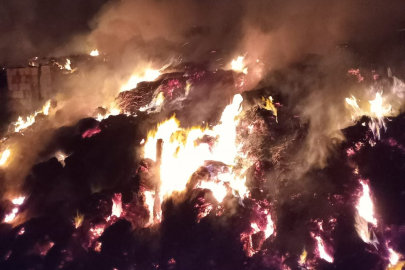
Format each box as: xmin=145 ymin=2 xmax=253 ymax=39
xmin=231 ymin=56 xmax=248 ymax=74
xmin=357 ymin=181 xmax=377 ymax=225
xmin=82 ymin=126 xmax=101 ymax=138
xmin=314 ymin=235 xmax=334 ymax=263
xmin=0 ymin=149 xmax=10 ymax=166
xmin=121 ymin=69 xmax=161 ymax=92
xmin=90 ymin=49 xmax=99 ymax=56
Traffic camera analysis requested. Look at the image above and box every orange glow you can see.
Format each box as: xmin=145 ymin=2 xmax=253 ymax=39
xmin=13 ymin=100 xmax=51 ymax=133
xmin=121 ymin=69 xmax=161 ymax=92
xmin=0 ymin=149 xmax=10 ymax=166
xmin=96 ymin=102 xmax=121 ymax=121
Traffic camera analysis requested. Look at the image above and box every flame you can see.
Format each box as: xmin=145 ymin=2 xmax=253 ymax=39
xmin=369 ymin=92 xmax=391 ymax=119
xmin=0 ymin=149 xmax=10 ymax=166
xmin=121 ymin=69 xmax=161 ymax=92
xmin=300 ymin=249 xmax=307 ymax=265
xmin=96 ymin=103 xmax=121 ymax=121
xmin=231 ymin=56 xmax=248 ymax=74
xmin=3 ymin=196 xmax=25 ymax=223
xmin=144 ymin=190 xmax=155 ymax=226
xmin=198 ymin=181 xmax=227 ymax=203
xmin=13 ymin=100 xmax=51 ymax=133
xmin=74 ymin=212 xmax=84 ymax=229
xmin=356 ymin=181 xmax=377 ymax=225
xmin=111 ymin=193 xmax=123 ymax=218
xmin=143 ymin=94 xmax=248 ymax=218
xmin=64 ymin=59 xmax=72 ymax=70
xmin=90 ymin=50 xmax=99 ymax=56
xmin=346 ymin=92 xmax=392 ymax=139
xmin=264 ymin=211 xmax=274 ymax=238
xmin=389 ymin=248 xmax=400 ymax=266
xmin=314 ymin=235 xmax=334 ymax=263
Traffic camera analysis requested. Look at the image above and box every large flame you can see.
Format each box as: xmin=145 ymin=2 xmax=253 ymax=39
xmin=143 ymin=94 xmax=248 ymax=217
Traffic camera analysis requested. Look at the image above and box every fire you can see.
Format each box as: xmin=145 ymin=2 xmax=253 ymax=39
xmin=369 ymin=92 xmax=391 ymax=119
xmin=74 ymin=212 xmax=84 ymax=229
xmin=90 ymin=49 xmax=99 ymax=56
xmin=356 ymin=181 xmax=377 ymax=225
xmin=0 ymin=149 xmax=10 ymax=166
xmin=13 ymin=100 xmax=51 ymax=133
xmin=231 ymin=56 xmax=248 ymax=74
xmin=198 ymin=181 xmax=228 ymax=203
xmin=65 ymin=59 xmax=72 ymax=70
xmin=143 ymin=94 xmax=248 ymax=223
xmin=264 ymin=211 xmax=274 ymax=238
xmin=346 ymin=92 xmax=392 ymax=139
xmin=389 ymin=248 xmax=400 ymax=266
xmin=144 ymin=190 xmax=155 ymax=226
xmin=111 ymin=193 xmax=123 ymax=218
xmin=96 ymin=103 xmax=121 ymax=121
xmin=314 ymin=235 xmax=334 ymax=263
xmin=121 ymin=69 xmax=161 ymax=92
xmin=3 ymin=196 xmax=25 ymax=223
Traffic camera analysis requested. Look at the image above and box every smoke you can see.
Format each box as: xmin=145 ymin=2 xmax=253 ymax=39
xmin=0 ymin=0 xmax=109 ymax=65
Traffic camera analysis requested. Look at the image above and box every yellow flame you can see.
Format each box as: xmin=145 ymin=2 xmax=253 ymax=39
xmin=90 ymin=50 xmax=99 ymax=57
xmin=13 ymin=100 xmax=51 ymax=133
xmin=231 ymin=56 xmax=248 ymax=74
xmin=121 ymin=69 xmax=161 ymax=92
xmin=261 ymin=96 xmax=278 ymax=122
xmin=143 ymin=94 xmax=248 ymax=206
xmin=74 ymin=212 xmax=84 ymax=229
xmin=0 ymin=149 xmax=10 ymax=166
xmin=299 ymin=249 xmax=307 ymax=265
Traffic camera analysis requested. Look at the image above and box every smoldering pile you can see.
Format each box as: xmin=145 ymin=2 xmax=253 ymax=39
xmin=0 ymin=61 xmax=405 ymax=270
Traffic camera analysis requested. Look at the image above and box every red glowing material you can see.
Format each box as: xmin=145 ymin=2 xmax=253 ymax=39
xmin=82 ymin=126 xmax=101 ymax=138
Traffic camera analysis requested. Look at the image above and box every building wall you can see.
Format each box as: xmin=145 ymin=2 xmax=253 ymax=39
xmin=6 ymin=66 xmax=52 ymax=110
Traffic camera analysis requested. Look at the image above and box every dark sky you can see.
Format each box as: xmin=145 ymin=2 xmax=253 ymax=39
xmin=0 ymin=0 xmax=110 ymax=65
